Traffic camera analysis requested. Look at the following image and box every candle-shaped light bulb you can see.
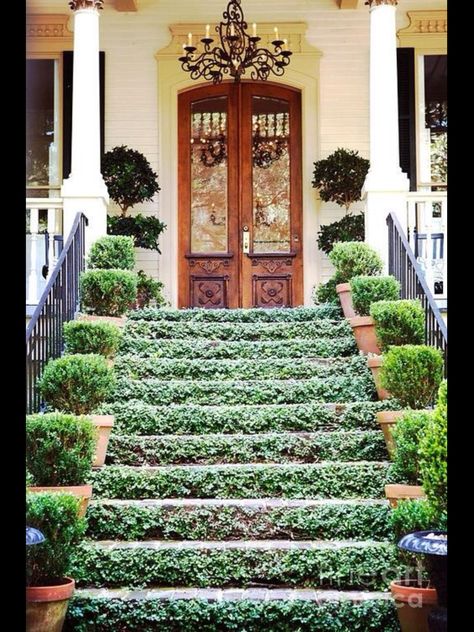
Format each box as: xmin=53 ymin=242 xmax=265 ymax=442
xmin=188 ymin=32 xmax=192 ymax=46
xmin=283 ymin=39 xmax=288 ymax=51
xmin=253 ymin=23 xmax=257 ymax=37
xmin=230 ymin=23 xmax=235 ymax=37
xmin=274 ymin=27 xmax=279 ymax=41
xmin=206 ymin=24 xmax=210 ymax=39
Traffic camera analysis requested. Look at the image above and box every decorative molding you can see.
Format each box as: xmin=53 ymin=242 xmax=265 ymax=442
xmin=251 ymin=258 xmax=293 ymax=273
xmin=189 ymin=259 xmax=230 ymax=274
xmin=116 ymin=0 xmax=138 ymax=11
xmin=26 ymin=14 xmax=73 ymax=53
xmin=339 ymin=0 xmax=359 ymax=9
xmin=365 ymin=0 xmax=398 ymax=7
xmin=397 ymin=11 xmax=447 ymax=49
xmin=157 ymin=23 xmax=322 ymax=59
xmin=69 ymin=0 xmax=104 ymax=11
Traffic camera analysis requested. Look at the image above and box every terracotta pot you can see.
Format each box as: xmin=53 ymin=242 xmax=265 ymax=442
xmin=367 ymin=355 xmax=391 ymax=400
xmin=336 ymin=283 xmax=356 ymax=319
xmin=348 ymin=316 xmax=381 ymax=355
xmin=390 ymin=579 xmax=437 ymax=632
xmin=376 ymin=410 xmax=405 ymax=458
xmin=26 ymin=577 xmax=75 ymax=632
xmin=27 ymin=485 xmax=93 ymax=518
xmin=385 ymin=484 xmax=426 ymax=508
xmin=89 ymin=414 xmax=115 ymax=467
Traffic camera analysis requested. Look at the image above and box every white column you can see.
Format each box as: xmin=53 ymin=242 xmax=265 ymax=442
xmin=27 ymin=208 xmax=39 ymax=304
xmin=363 ymin=0 xmax=409 ymax=271
xmin=61 ymin=1 xmax=108 ymax=254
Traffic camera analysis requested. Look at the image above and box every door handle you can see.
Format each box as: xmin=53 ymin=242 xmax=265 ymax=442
xmin=242 ymin=225 xmax=250 ymax=254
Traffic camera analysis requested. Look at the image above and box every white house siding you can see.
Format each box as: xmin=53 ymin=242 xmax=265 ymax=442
xmin=27 ymin=0 xmax=447 ymax=294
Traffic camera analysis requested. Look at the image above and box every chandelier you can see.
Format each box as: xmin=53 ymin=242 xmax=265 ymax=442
xmin=179 ymin=0 xmax=292 ymax=84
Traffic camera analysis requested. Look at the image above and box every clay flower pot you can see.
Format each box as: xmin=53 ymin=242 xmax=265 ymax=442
xmin=376 ymin=410 xmax=405 ymax=458
xmin=26 ymin=577 xmax=75 ymax=632
xmin=336 ymin=283 xmax=356 ymax=319
xmin=367 ymin=355 xmax=391 ymax=400
xmin=385 ymin=484 xmax=426 ymax=508
xmin=348 ymin=316 xmax=381 ymax=355
xmin=390 ymin=579 xmax=437 ymax=632
xmin=89 ymin=414 xmax=115 ymax=467
xmin=27 ymin=485 xmax=93 ymax=518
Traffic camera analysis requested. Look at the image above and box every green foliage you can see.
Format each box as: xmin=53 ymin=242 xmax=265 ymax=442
xmin=64 ymin=320 xmax=122 ymax=357
xmin=87 ymin=235 xmax=135 ymax=270
xmin=107 ymin=430 xmax=386 ymax=466
xmin=67 ymin=596 xmax=400 ymax=632
xmin=101 ymin=145 xmax=160 ymax=216
xmin=312 ymin=148 xmax=370 ymax=210
xmin=350 ymin=276 xmax=400 ymax=317
xmin=71 ymin=540 xmax=399 ymax=590
xmin=90 ymin=462 xmax=390 ymax=500
xmin=317 ymin=213 xmax=365 ymax=255
xmin=119 ymin=335 xmax=358 ymax=359
xmin=390 ymin=411 xmax=432 ymax=485
xmin=380 ymin=345 xmax=443 ymax=409
xmin=135 ymin=270 xmax=167 ymax=309
xmin=127 ymin=305 xmax=342 ymax=322
xmin=80 ymin=269 xmax=137 ymax=317
xmin=390 ymin=499 xmax=447 ymax=543
xmin=124 ymin=318 xmax=351 ymax=342
xmin=329 ymin=241 xmax=383 ymax=282
xmin=38 ymin=354 xmax=115 ymax=415
xmin=87 ymin=500 xmax=392 ymax=542
xmin=114 ymin=354 xmax=369 ymax=381
xmin=313 ymin=277 xmax=339 ymax=305
xmin=370 ymin=299 xmax=425 ymax=350
xmin=107 ymin=214 xmax=167 ymax=252
xmin=26 ymin=492 xmax=86 ymax=586
xmin=110 ymin=373 xmax=376 ymax=406
xmin=26 ymin=413 xmax=96 ymax=486
xmin=419 ymin=380 xmax=447 ymax=518
xmin=99 ymin=399 xmax=398 ymax=436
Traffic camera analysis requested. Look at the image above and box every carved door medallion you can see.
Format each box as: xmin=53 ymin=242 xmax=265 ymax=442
xmin=178 ymin=82 xmax=303 ymax=308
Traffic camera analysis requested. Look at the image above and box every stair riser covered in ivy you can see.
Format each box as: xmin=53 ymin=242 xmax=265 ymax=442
xmin=126 ymin=305 xmax=342 ymax=322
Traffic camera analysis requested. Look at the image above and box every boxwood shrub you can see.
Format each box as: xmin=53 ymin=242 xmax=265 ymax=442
xmin=64 ymin=320 xmax=122 ymax=357
xmin=87 ymin=235 xmax=135 ymax=270
xmin=26 ymin=412 xmax=96 ymax=486
xmin=38 ymin=354 xmax=115 ymax=415
xmin=80 ymin=269 xmax=137 ymax=317
xmin=350 ymin=276 xmax=400 ymax=317
xmin=390 ymin=410 xmax=432 ymax=485
xmin=370 ymin=299 xmax=424 ymax=350
xmin=390 ymin=498 xmax=447 ymax=543
xmin=380 ymin=345 xmax=443 ymax=409
xmin=27 ymin=492 xmax=86 ymax=586
xmin=329 ymin=242 xmax=383 ymax=282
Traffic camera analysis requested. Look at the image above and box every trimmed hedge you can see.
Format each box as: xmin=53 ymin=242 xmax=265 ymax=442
xmin=126 ymin=305 xmax=342 ymax=322
xmin=109 ymin=374 xmax=376 ymax=406
xmin=90 ymin=462 xmax=390 ymax=500
xmin=66 ymin=595 xmax=400 ymax=632
xmin=329 ymin=242 xmax=383 ymax=281
xmin=370 ymin=299 xmax=424 ymax=350
xmin=87 ymin=500 xmax=393 ymax=541
xmin=123 ymin=319 xmax=351 ymax=342
xmin=64 ymin=320 xmax=122 ymax=357
xmin=350 ymin=276 xmax=400 ymax=317
xmin=98 ymin=400 xmax=401 ymax=435
xmin=71 ymin=541 xmax=401 ymax=591
xmin=87 ymin=235 xmax=135 ymax=270
xmin=119 ymin=336 xmax=358 ymax=359
xmin=80 ymin=269 xmax=137 ymax=317
xmin=390 ymin=411 xmax=432 ymax=485
xmin=106 ymin=431 xmax=387 ymax=466
xmin=113 ymin=355 xmax=369 ymax=381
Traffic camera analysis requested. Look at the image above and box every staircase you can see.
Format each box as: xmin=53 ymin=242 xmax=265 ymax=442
xmin=66 ymin=306 xmax=401 ymax=631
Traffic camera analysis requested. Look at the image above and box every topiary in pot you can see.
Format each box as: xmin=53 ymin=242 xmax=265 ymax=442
xmin=351 ymin=276 xmax=400 ymax=317
xmin=80 ymin=269 xmax=138 ymax=317
xmin=134 ymin=270 xmax=167 ymax=309
xmin=101 ymin=145 xmax=160 ymax=218
xmin=107 ymin=214 xmax=167 ymax=252
xmin=26 ymin=492 xmax=86 ymax=632
xmin=38 ymin=354 xmax=115 ymax=416
xmin=370 ymin=299 xmax=425 ymax=351
xmin=312 ymin=148 xmax=370 ymax=212
xmin=317 ymin=212 xmax=365 ymax=255
xmin=87 ymin=235 xmax=135 ymax=270
xmin=63 ymin=321 xmax=122 ymax=358
xmin=329 ymin=241 xmax=383 ymax=282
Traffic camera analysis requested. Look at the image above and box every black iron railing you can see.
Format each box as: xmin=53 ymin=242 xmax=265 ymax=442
xmin=26 ymin=212 xmax=88 ymax=414
xmin=387 ymin=212 xmax=447 ymax=376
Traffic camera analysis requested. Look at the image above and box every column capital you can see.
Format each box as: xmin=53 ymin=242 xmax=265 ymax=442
xmin=68 ymin=0 xmax=104 ymax=11
xmin=365 ymin=1 xmax=398 ymax=7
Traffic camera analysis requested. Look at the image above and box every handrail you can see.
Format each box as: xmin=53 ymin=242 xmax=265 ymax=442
xmin=26 ymin=212 xmax=88 ymax=413
xmin=387 ymin=212 xmax=447 ymax=376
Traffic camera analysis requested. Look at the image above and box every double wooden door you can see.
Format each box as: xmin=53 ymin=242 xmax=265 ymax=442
xmin=178 ymin=82 xmax=303 ymax=308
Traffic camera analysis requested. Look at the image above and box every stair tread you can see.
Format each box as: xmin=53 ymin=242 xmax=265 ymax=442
xmin=90 ymin=497 xmax=389 ymax=507
xmin=100 ymin=460 xmax=389 ymax=470
xmin=85 ymin=539 xmax=390 ymax=550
